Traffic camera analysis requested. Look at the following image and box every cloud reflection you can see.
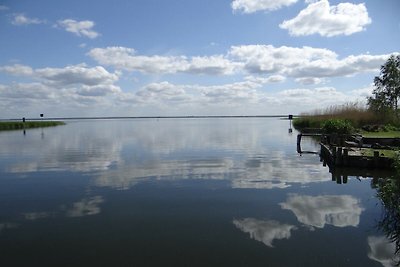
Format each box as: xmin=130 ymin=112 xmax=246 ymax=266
xmin=233 ymin=218 xmax=297 ymax=247
xmin=280 ymin=194 xmax=364 ymax=229
xmin=66 ymin=196 xmax=104 ymax=217
xmin=2 ymin=120 xmax=330 ymax=190
xmin=0 ymin=223 xmax=18 ymax=234
xmin=368 ymin=236 xmax=399 ymax=267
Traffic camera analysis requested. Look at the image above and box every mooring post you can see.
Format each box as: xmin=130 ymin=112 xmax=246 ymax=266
xmin=343 ymin=148 xmax=348 ymax=166
xmin=336 ymin=147 xmax=343 ymax=166
xmin=336 ymin=173 xmax=342 ymax=184
xmin=374 ymin=151 xmax=380 ymax=168
xmin=297 ymin=134 xmax=302 ymax=153
xmin=332 ymin=146 xmax=336 ymax=165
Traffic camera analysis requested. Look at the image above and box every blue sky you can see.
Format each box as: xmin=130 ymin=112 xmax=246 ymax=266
xmin=0 ymin=0 xmax=399 ymax=118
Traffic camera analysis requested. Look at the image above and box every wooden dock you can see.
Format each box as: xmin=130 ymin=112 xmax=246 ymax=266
xmin=297 ymin=133 xmax=395 ymax=169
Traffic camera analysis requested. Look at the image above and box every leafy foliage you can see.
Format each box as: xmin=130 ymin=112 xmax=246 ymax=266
xmin=321 ymin=119 xmax=354 ymax=134
xmin=368 ymin=55 xmax=400 ymax=123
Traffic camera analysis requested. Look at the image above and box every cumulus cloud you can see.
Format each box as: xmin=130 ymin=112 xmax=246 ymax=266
xmin=231 ymin=0 xmax=298 ymax=13
xmin=367 ymin=236 xmax=399 ymax=267
xmin=88 ymin=47 xmax=236 ymax=75
xmin=57 ymin=19 xmax=99 ymax=39
xmin=88 ymin=45 xmax=391 ymax=79
xmin=280 ymin=194 xmax=364 ymax=229
xmin=0 ymin=64 xmax=34 ymax=76
xmin=230 ymin=45 xmax=391 ymax=78
xmin=233 ymin=218 xmax=297 ymax=247
xmin=11 ymin=13 xmax=45 ymax=25
xmin=0 ymin=83 xmax=55 ymax=99
xmin=135 ymin=81 xmax=190 ymax=104
xmin=35 ymin=64 xmax=119 ymax=86
xmin=295 ymin=77 xmax=323 ymax=85
xmin=89 ymin=45 xmax=391 ymax=79
xmin=0 ymin=63 xmax=121 ymax=110
xmin=279 ymin=0 xmax=372 ymax=37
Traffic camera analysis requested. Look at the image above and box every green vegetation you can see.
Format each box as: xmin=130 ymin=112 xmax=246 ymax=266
xmin=294 ymin=54 xmax=400 ymax=135
xmin=0 ymin=121 xmax=65 ymax=131
xmin=360 ymin=148 xmax=398 ymax=158
xmin=293 ymin=102 xmax=378 ymax=132
xmin=321 ymin=119 xmax=354 ymax=135
xmin=362 ymin=131 xmax=400 ymax=138
xmin=368 ymin=54 xmax=400 ymax=123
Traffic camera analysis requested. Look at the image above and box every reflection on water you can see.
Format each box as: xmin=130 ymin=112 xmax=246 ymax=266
xmin=368 ymin=236 xmax=400 ymax=267
xmin=233 ymin=218 xmax=297 ymax=247
xmin=280 ymin=194 xmax=364 ymax=229
xmin=0 ymin=119 xmax=398 ymax=266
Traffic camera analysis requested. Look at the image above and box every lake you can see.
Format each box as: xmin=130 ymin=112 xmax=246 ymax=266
xmin=0 ymin=118 xmax=398 ymax=266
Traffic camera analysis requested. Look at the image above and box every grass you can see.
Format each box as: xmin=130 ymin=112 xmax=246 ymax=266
xmin=362 ymin=131 xmax=400 ymax=138
xmin=360 ymin=148 xmax=398 ymax=158
xmin=0 ymin=121 xmax=65 ymax=131
xmin=293 ymin=102 xmax=379 ymax=130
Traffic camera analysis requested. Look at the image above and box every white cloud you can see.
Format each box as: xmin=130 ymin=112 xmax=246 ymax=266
xmin=0 ymin=5 xmax=9 ymax=11
xmin=0 ymin=64 xmax=34 ymax=76
xmin=0 ymin=83 xmax=55 ymax=99
xmin=230 ymin=45 xmax=391 ymax=78
xmin=279 ymin=0 xmax=371 ymax=37
xmin=135 ymin=81 xmax=190 ymax=104
xmin=88 ymin=45 xmax=392 ymax=79
xmin=36 ymin=64 xmax=119 ymax=86
xmin=233 ymin=218 xmax=297 ymax=247
xmin=57 ymin=19 xmax=99 ymax=39
xmin=187 ymin=55 xmax=236 ymax=75
xmin=88 ymin=47 xmax=189 ymax=74
xmin=0 ymin=64 xmax=122 ymax=111
xmin=295 ymin=77 xmax=323 ymax=85
xmin=11 ymin=13 xmax=45 ymax=25
xmin=246 ymin=75 xmax=286 ymax=83
xmin=231 ymin=0 xmax=298 ymax=13
xmin=88 ymin=47 xmax=236 ymax=75
xmin=280 ymin=194 xmax=364 ymax=229
xmin=367 ymin=236 xmax=399 ymax=267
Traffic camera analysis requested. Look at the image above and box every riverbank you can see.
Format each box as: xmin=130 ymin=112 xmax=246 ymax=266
xmin=0 ymin=121 xmax=65 ymax=131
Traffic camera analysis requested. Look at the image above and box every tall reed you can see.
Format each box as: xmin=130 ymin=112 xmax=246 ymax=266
xmin=294 ymin=102 xmax=379 ymax=129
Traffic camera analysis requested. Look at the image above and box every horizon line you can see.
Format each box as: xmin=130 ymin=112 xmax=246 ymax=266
xmin=1 ymin=115 xmax=299 ymax=121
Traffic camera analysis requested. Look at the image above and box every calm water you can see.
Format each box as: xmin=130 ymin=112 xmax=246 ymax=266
xmin=0 ymin=119 xmax=397 ymax=266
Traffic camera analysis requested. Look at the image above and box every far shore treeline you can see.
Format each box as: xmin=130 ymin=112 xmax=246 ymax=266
xmin=0 ymin=121 xmax=65 ymax=131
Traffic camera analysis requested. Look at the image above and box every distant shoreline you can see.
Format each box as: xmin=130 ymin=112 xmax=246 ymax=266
xmin=0 ymin=121 xmax=65 ymax=131
xmin=0 ymin=115 xmax=298 ymax=121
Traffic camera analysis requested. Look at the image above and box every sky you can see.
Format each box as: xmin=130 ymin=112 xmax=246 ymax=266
xmin=0 ymin=0 xmax=399 ymax=118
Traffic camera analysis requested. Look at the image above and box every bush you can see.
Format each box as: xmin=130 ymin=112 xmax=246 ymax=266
xmin=321 ymin=119 xmax=354 ymax=134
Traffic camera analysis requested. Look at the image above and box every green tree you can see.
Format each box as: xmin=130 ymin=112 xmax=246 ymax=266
xmin=368 ymin=55 xmax=400 ymax=121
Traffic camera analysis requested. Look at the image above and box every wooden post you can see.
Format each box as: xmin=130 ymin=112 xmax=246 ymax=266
xmin=374 ymin=151 xmax=380 ymax=168
xmin=343 ymin=148 xmax=348 ymax=166
xmin=297 ymin=134 xmax=302 ymax=154
xmin=332 ymin=146 xmax=336 ymax=165
xmin=336 ymin=147 xmax=343 ymax=166
xmin=336 ymin=174 xmax=342 ymax=184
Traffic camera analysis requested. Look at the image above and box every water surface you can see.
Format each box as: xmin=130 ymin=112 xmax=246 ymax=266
xmin=0 ymin=119 xmax=397 ymax=266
